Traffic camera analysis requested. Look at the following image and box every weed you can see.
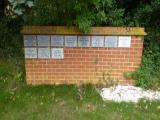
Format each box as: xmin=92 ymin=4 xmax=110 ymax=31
xmin=97 ymin=72 xmax=118 ymax=88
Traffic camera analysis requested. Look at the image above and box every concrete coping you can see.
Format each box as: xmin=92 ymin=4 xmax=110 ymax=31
xmin=21 ymin=26 xmax=147 ymax=36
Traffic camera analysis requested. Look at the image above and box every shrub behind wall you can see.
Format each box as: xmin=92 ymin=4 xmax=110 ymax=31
xmin=0 ymin=17 xmax=23 ymax=58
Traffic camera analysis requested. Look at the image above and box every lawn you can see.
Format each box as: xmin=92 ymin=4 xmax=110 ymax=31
xmin=0 ymin=59 xmax=160 ymax=120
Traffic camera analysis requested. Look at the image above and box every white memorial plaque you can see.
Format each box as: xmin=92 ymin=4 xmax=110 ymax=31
xmin=51 ymin=35 xmax=64 ymax=46
xmin=51 ymin=48 xmax=64 ymax=59
xmin=24 ymin=35 xmax=37 ymax=46
xmin=92 ymin=36 xmax=104 ymax=47
xmin=37 ymin=35 xmax=50 ymax=46
xmin=118 ymin=36 xmax=131 ymax=48
xmin=38 ymin=48 xmax=50 ymax=58
xmin=65 ymin=36 xmax=77 ymax=47
xmin=105 ymin=36 xmax=118 ymax=48
xmin=78 ymin=36 xmax=90 ymax=47
xmin=25 ymin=48 xmax=37 ymax=58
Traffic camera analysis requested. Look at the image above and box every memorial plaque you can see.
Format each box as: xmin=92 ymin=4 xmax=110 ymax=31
xmin=24 ymin=35 xmax=37 ymax=46
xmin=78 ymin=36 xmax=90 ymax=47
xmin=92 ymin=36 xmax=104 ymax=47
xmin=51 ymin=48 xmax=64 ymax=59
xmin=105 ymin=36 xmax=118 ymax=48
xmin=51 ymin=35 xmax=64 ymax=46
xmin=37 ymin=35 xmax=50 ymax=46
xmin=25 ymin=48 xmax=37 ymax=58
xmin=65 ymin=36 xmax=77 ymax=47
xmin=118 ymin=36 xmax=131 ymax=48
xmin=38 ymin=48 xmax=50 ymax=58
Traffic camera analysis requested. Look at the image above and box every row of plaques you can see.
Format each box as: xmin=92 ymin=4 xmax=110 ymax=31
xmin=24 ymin=35 xmax=131 ymax=48
xmin=25 ymin=48 xmax=64 ymax=59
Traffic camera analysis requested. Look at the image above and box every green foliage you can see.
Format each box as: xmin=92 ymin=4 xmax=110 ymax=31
xmin=125 ymin=0 xmax=160 ymax=89
xmin=76 ymin=84 xmax=100 ymax=101
xmin=6 ymin=0 xmax=33 ymax=17
xmin=0 ymin=59 xmax=25 ymax=113
xmin=128 ymin=0 xmax=160 ymax=28
xmin=23 ymin=0 xmax=124 ymax=32
xmin=96 ymin=72 xmax=118 ymax=88
xmin=0 ymin=0 xmax=7 ymax=17
xmin=115 ymin=0 xmax=160 ymax=89
xmin=0 ymin=59 xmax=25 ymax=90
xmin=0 ymin=16 xmax=23 ymax=58
xmin=131 ymin=30 xmax=160 ymax=89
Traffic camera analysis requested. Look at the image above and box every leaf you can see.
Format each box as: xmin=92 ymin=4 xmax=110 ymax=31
xmin=17 ymin=0 xmax=26 ymax=4
xmin=8 ymin=0 xmax=15 ymax=3
xmin=26 ymin=1 xmax=34 ymax=8
xmin=14 ymin=9 xmax=23 ymax=15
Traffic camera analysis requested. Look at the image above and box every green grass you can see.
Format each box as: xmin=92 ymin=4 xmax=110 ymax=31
xmin=0 ymin=59 xmax=160 ymax=120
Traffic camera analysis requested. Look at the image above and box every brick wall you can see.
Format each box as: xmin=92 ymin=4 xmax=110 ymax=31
xmin=25 ymin=36 xmax=143 ymax=85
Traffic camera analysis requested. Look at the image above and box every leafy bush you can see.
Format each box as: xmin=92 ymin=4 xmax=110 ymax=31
xmin=120 ymin=0 xmax=160 ymax=89
xmin=0 ymin=59 xmax=25 ymax=90
xmin=23 ymin=0 xmax=124 ymax=33
xmin=0 ymin=16 xmax=23 ymax=58
xmin=131 ymin=30 xmax=160 ymax=89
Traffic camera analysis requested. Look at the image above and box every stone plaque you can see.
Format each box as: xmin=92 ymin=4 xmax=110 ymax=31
xmin=24 ymin=35 xmax=37 ymax=46
xmin=91 ymin=36 xmax=104 ymax=47
xmin=38 ymin=48 xmax=50 ymax=58
xmin=78 ymin=36 xmax=90 ymax=47
xmin=65 ymin=36 xmax=77 ymax=47
xmin=25 ymin=48 xmax=37 ymax=58
xmin=105 ymin=36 xmax=118 ymax=48
xmin=51 ymin=48 xmax=64 ymax=59
xmin=51 ymin=35 xmax=64 ymax=46
xmin=37 ymin=35 xmax=50 ymax=46
xmin=118 ymin=36 xmax=131 ymax=48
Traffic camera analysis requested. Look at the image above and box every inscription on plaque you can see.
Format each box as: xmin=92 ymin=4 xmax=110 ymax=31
xmin=65 ymin=36 xmax=77 ymax=47
xmin=38 ymin=48 xmax=50 ymax=58
xmin=51 ymin=35 xmax=64 ymax=46
xmin=37 ymin=35 xmax=50 ymax=46
xmin=118 ymin=36 xmax=131 ymax=48
xmin=24 ymin=35 xmax=37 ymax=46
xmin=92 ymin=36 xmax=104 ymax=47
xmin=105 ymin=36 xmax=118 ymax=48
xmin=51 ymin=48 xmax=64 ymax=59
xmin=25 ymin=48 xmax=37 ymax=58
xmin=78 ymin=36 xmax=90 ymax=47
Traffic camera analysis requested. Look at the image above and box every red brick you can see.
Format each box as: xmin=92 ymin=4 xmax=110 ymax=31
xmin=25 ymin=36 xmax=143 ymax=85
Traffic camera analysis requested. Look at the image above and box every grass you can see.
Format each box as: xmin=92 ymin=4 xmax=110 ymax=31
xmin=0 ymin=58 xmax=160 ymax=120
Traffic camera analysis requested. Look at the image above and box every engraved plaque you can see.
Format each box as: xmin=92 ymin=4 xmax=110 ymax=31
xmin=51 ymin=35 xmax=64 ymax=46
xmin=25 ymin=48 xmax=37 ymax=58
xmin=37 ymin=35 xmax=50 ymax=46
xmin=92 ymin=36 xmax=104 ymax=47
xmin=24 ymin=35 xmax=37 ymax=46
xmin=65 ymin=36 xmax=77 ymax=47
xmin=118 ymin=36 xmax=131 ymax=48
xmin=51 ymin=48 xmax=64 ymax=59
xmin=105 ymin=36 xmax=118 ymax=48
xmin=38 ymin=48 xmax=50 ymax=58
xmin=78 ymin=36 xmax=90 ymax=47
